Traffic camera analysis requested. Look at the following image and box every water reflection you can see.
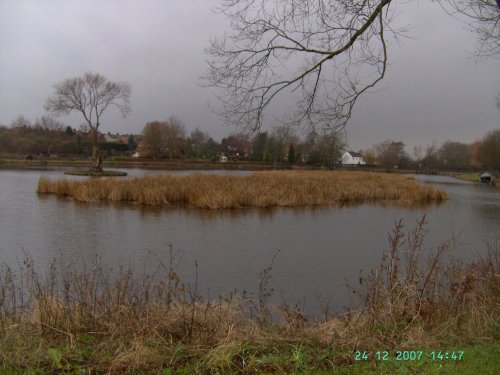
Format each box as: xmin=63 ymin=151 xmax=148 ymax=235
xmin=73 ymin=196 xmax=447 ymax=220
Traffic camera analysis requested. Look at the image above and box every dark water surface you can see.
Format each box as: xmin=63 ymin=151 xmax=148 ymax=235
xmin=0 ymin=168 xmax=498 ymax=316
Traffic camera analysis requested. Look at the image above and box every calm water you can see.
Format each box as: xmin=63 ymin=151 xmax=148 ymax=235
xmin=0 ymin=168 xmax=498 ymax=316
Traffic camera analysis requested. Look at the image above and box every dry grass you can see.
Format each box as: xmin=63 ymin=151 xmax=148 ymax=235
xmin=37 ymin=171 xmax=447 ymax=208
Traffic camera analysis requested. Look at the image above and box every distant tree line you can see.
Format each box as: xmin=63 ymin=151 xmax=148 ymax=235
xmin=0 ymin=115 xmax=135 ymax=157
xmin=2 ymin=113 xmax=498 ymax=171
xmin=139 ymin=120 xmax=345 ymax=166
xmin=0 ymin=115 xmax=81 ymax=155
xmin=362 ymin=129 xmax=500 ymax=171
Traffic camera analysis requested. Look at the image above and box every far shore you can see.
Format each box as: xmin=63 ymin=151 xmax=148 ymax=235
xmin=0 ymin=155 xmax=483 ymax=175
xmin=1 ymin=156 xmax=319 ymax=171
xmin=3 ymin=156 xmax=496 ymax=189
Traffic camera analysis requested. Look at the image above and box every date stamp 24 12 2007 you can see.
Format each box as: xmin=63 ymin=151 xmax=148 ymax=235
xmin=355 ymin=350 xmax=465 ymax=362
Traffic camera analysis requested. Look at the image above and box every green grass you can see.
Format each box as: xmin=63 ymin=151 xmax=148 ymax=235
xmin=452 ymin=172 xmax=499 ymax=187
xmin=453 ymin=173 xmax=479 ymax=182
xmin=0 ymin=341 xmax=497 ymax=374
xmin=64 ymin=168 xmax=127 ymax=177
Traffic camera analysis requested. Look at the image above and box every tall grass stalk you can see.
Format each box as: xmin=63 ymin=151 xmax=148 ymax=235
xmin=352 ymin=216 xmax=499 ymax=348
xmin=37 ymin=171 xmax=447 ymax=208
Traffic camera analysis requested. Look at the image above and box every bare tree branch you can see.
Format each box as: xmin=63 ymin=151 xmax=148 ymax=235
xmin=204 ymin=0 xmax=395 ymax=132
xmin=436 ymin=0 xmax=500 ymax=58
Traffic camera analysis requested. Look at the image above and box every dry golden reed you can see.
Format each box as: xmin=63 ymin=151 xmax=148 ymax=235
xmin=37 ymin=171 xmax=447 ymax=208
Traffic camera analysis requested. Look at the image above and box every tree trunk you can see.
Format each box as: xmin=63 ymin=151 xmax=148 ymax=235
xmin=91 ymin=129 xmax=102 ymax=171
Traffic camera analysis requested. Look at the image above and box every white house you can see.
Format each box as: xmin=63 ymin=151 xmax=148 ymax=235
xmin=104 ymin=134 xmax=120 ymax=143
xmin=341 ymin=151 xmax=366 ymax=166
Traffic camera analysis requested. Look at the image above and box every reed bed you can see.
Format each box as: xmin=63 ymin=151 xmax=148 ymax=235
xmin=37 ymin=171 xmax=447 ymax=208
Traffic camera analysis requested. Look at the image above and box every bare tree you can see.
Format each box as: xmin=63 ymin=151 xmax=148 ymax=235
xmin=437 ymin=140 xmax=471 ymax=170
xmin=316 ymin=129 xmax=345 ymax=167
xmin=271 ymin=125 xmax=299 ymax=161
xmin=34 ymin=115 xmax=64 ymax=132
xmin=306 ymin=128 xmax=345 ymax=166
xmin=437 ymin=0 xmax=500 ymax=57
xmin=10 ymin=115 xmax=32 ymax=129
xmin=45 ymin=72 xmax=131 ymax=170
xmin=361 ymin=147 xmax=377 ymax=165
xmin=190 ymin=128 xmax=209 ymax=146
xmin=141 ymin=118 xmax=186 ymax=159
xmin=375 ymin=139 xmax=407 ymax=168
xmin=413 ymin=145 xmax=424 ymax=169
xmin=141 ymin=121 xmax=169 ymax=159
xmin=422 ymin=143 xmax=440 ymax=171
xmin=272 ymin=125 xmax=299 ymax=146
xmin=190 ymin=128 xmax=209 ymax=158
xmin=476 ymin=128 xmax=500 ymax=170
xmin=165 ymin=116 xmax=187 ymax=159
xmin=204 ymin=0 xmax=395 ymax=133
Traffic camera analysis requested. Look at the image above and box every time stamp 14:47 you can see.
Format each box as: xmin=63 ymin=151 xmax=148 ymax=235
xmin=355 ymin=351 xmax=465 ymax=361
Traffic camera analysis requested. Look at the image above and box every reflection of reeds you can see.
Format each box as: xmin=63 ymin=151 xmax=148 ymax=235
xmin=37 ymin=171 xmax=447 ymax=208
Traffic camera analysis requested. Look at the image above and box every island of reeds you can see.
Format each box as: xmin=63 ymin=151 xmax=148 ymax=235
xmin=37 ymin=171 xmax=447 ymax=208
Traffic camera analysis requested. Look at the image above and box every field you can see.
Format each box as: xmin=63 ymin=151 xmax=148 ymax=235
xmin=37 ymin=171 xmax=447 ymax=208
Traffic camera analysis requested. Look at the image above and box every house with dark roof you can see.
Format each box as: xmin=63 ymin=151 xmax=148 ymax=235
xmin=341 ymin=151 xmax=366 ymax=166
xmin=480 ymin=171 xmax=497 ymax=183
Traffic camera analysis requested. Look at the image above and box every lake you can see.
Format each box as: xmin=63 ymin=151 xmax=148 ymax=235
xmin=0 ymin=168 xmax=498 ymax=317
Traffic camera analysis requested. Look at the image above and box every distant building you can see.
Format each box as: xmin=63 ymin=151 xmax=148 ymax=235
xmin=104 ymin=134 xmax=122 ymax=143
xmin=480 ymin=171 xmax=497 ymax=183
xmin=117 ymin=134 xmax=131 ymax=144
xmin=341 ymin=151 xmax=366 ymax=166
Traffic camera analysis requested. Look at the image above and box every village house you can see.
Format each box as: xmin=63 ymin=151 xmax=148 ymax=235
xmin=341 ymin=151 xmax=366 ymax=166
xmin=104 ymin=134 xmax=120 ymax=143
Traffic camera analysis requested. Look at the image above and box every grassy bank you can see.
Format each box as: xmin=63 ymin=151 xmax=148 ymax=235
xmin=451 ymin=172 xmax=499 ymax=188
xmin=453 ymin=173 xmax=480 ymax=182
xmin=37 ymin=171 xmax=447 ymax=208
xmin=453 ymin=172 xmax=499 ymax=187
xmin=64 ymin=169 xmax=128 ymax=177
xmin=0 ymin=219 xmax=498 ymax=373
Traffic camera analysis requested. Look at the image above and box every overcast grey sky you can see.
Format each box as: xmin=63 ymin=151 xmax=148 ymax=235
xmin=0 ymin=0 xmax=498 ymax=151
